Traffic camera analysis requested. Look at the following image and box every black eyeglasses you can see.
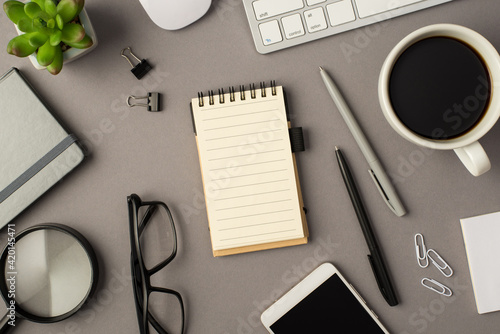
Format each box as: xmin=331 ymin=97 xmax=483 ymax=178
xmin=127 ymin=194 xmax=185 ymax=334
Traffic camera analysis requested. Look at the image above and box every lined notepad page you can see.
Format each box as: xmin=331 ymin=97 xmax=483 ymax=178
xmin=192 ymin=86 xmax=305 ymax=251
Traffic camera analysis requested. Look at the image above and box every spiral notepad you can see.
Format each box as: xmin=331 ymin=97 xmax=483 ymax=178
xmin=190 ymin=82 xmax=308 ymax=256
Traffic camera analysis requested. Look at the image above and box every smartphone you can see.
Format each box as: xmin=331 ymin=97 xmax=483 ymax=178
xmin=261 ymin=263 xmax=390 ymax=333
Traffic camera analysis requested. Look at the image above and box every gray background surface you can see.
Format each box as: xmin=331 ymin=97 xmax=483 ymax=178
xmin=1 ymin=0 xmax=500 ymax=333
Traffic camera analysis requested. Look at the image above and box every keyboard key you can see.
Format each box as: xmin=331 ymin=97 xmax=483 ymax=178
xmin=258 ymin=20 xmax=283 ymax=45
xmin=354 ymin=0 xmax=425 ymax=18
xmin=282 ymin=14 xmax=305 ymax=39
xmin=307 ymin=0 xmax=326 ymax=5
xmin=304 ymin=7 xmax=328 ymax=33
xmin=252 ymin=0 xmax=304 ymax=21
xmin=326 ymin=1 xmax=355 ymax=26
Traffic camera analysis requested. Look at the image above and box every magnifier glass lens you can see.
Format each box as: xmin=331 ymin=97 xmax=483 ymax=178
xmin=7 ymin=229 xmax=93 ymax=318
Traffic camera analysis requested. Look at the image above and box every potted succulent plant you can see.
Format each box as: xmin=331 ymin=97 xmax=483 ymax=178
xmin=3 ymin=0 xmax=97 ymax=75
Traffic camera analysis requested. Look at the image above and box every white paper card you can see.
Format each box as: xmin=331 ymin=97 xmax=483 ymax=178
xmin=460 ymin=211 xmax=500 ymax=314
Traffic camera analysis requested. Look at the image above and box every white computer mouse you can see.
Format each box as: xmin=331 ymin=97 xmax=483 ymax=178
xmin=138 ymin=0 xmax=212 ymax=30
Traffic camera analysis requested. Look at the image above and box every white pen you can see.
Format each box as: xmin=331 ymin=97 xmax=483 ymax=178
xmin=319 ymin=66 xmax=406 ymax=217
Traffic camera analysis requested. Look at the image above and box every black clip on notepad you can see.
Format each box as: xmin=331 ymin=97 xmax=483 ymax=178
xmin=121 ymin=47 xmax=152 ymax=79
xmin=289 ymin=127 xmax=305 ymax=153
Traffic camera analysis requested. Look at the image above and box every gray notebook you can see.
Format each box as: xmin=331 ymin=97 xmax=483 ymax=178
xmin=0 ymin=68 xmax=85 ymax=228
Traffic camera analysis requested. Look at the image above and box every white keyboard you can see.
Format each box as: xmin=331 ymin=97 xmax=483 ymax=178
xmin=243 ymin=0 xmax=454 ymax=54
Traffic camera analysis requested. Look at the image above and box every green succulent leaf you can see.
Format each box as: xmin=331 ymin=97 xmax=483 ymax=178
xmin=49 ymin=30 xmax=62 ymax=46
xmin=63 ymin=33 xmax=92 ymax=49
xmin=33 ymin=17 xmax=43 ymax=28
xmin=17 ymin=17 xmax=35 ymax=33
xmin=31 ymin=0 xmax=45 ymax=11
xmin=44 ymin=0 xmax=57 ymax=17
xmin=28 ymin=32 xmax=48 ymax=48
xmin=37 ymin=39 xmax=57 ymax=66
xmin=6 ymin=34 xmax=37 ymax=57
xmin=61 ymin=23 xmax=85 ymax=43
xmin=29 ymin=15 xmax=52 ymax=34
xmin=24 ymin=2 xmax=42 ymax=19
xmin=32 ymin=21 xmax=51 ymax=35
xmin=56 ymin=0 xmax=82 ymax=23
xmin=76 ymin=0 xmax=84 ymax=14
xmin=47 ymin=45 xmax=63 ymax=75
xmin=4 ymin=1 xmax=29 ymax=24
xmin=47 ymin=18 xmax=55 ymax=29
xmin=55 ymin=14 xmax=64 ymax=30
xmin=3 ymin=0 xmax=23 ymax=9
xmin=3 ymin=0 xmax=23 ymax=8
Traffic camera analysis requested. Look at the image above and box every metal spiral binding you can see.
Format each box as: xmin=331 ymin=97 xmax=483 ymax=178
xmin=240 ymin=85 xmax=246 ymax=100
xmin=197 ymin=81 xmax=277 ymax=106
xmin=197 ymin=92 xmax=204 ymax=107
xmin=260 ymin=82 xmax=266 ymax=97
xmin=229 ymin=86 xmax=235 ymax=102
xmin=218 ymin=88 xmax=225 ymax=104
xmin=208 ymin=90 xmax=214 ymax=106
xmin=271 ymin=80 xmax=276 ymax=96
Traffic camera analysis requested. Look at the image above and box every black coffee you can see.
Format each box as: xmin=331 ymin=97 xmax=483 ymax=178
xmin=389 ymin=37 xmax=491 ymax=139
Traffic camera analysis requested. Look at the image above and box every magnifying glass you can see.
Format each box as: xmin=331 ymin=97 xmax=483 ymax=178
xmin=0 ymin=224 xmax=99 ymax=332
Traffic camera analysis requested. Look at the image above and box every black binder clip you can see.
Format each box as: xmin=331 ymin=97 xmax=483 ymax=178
xmin=121 ymin=47 xmax=152 ymax=79
xmin=126 ymin=93 xmax=161 ymax=112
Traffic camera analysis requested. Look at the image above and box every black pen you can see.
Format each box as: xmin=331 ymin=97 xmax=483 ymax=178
xmin=335 ymin=146 xmax=399 ymax=307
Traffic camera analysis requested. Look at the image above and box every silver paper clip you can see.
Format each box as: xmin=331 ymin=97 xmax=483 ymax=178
xmin=126 ymin=93 xmax=161 ymax=112
xmin=427 ymin=249 xmax=453 ymax=277
xmin=421 ymin=278 xmax=453 ymax=297
xmin=414 ymin=233 xmax=429 ymax=268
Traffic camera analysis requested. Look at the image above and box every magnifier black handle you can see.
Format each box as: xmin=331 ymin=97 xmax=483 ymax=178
xmin=0 ymin=314 xmax=14 ymax=334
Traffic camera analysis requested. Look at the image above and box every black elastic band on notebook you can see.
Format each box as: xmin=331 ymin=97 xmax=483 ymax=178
xmin=0 ymin=134 xmax=78 ymax=203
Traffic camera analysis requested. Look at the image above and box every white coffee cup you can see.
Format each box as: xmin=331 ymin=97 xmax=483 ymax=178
xmin=379 ymin=24 xmax=500 ymax=176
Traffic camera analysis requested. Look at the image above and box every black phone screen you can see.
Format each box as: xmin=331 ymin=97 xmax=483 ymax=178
xmin=270 ymin=274 xmax=386 ymax=333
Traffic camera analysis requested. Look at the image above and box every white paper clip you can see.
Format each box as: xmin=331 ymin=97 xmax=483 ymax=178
xmin=421 ymin=278 xmax=453 ymax=297
xmin=414 ymin=233 xmax=429 ymax=268
xmin=126 ymin=93 xmax=161 ymax=112
xmin=427 ymin=249 xmax=453 ymax=277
